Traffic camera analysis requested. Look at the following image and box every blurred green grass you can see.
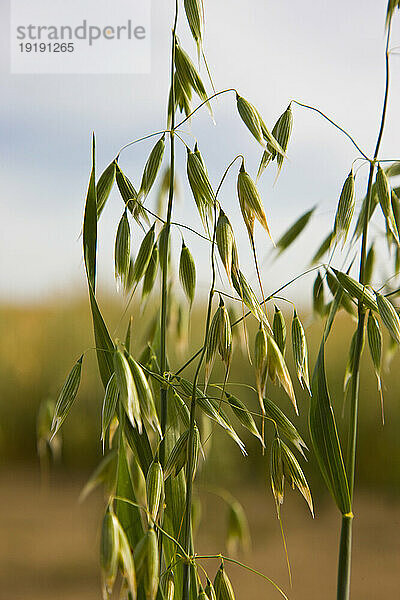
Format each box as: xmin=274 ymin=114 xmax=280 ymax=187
xmin=1 ymin=294 xmax=399 ymax=496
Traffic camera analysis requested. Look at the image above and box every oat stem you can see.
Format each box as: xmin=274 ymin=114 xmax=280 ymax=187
xmin=174 ymin=89 xmax=237 ymax=129
xmin=337 ymin=19 xmax=392 ymax=600
xmin=160 ymin=0 xmax=179 ymax=466
xmin=116 ymin=130 xmax=168 ymax=158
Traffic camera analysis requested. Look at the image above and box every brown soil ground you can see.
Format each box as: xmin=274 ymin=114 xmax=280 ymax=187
xmin=0 ymin=467 xmax=399 ymax=599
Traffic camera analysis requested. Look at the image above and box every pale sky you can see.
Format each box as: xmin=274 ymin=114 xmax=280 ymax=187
xmin=1 ymin=0 xmax=399 ymax=304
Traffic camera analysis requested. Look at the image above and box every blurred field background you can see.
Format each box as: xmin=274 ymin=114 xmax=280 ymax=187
xmin=1 ymin=294 xmax=399 ymax=599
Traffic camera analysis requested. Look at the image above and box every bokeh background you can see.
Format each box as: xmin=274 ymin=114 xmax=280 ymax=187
xmin=1 ymin=1 xmax=400 ymax=599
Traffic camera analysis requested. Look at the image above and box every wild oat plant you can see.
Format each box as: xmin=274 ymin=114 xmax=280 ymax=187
xmin=47 ymin=2 xmax=400 ymax=599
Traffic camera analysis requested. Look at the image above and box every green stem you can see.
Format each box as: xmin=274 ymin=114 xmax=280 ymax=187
xmin=175 ymin=88 xmax=236 ymax=129
xmin=337 ymin=514 xmax=353 ymax=600
xmin=116 ymin=130 xmax=168 ymax=158
xmin=337 ymin=19 xmax=392 ymax=600
xmin=160 ymin=0 xmax=179 ymax=465
xmin=292 ymin=100 xmax=369 ymax=160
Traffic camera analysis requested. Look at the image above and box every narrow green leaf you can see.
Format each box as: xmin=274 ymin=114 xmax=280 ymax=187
xmin=88 ymin=287 xmax=114 ymax=389
xmin=324 ymin=286 xmax=343 ymax=341
xmin=309 ymin=343 xmax=351 ymax=515
xmin=311 ymin=231 xmax=334 ymax=265
xmin=276 ymin=208 xmax=315 ymax=255
xmin=343 ymin=330 xmax=362 ymax=394
xmin=83 ymin=134 xmax=97 ymax=291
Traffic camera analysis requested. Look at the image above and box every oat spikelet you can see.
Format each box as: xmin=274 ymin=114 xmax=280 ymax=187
xmin=237 ymin=161 xmax=274 ymax=244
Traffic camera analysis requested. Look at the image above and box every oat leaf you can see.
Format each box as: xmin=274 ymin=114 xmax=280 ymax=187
xmin=309 ymin=342 xmax=351 ymax=515
xmin=276 ymin=208 xmax=315 ymax=255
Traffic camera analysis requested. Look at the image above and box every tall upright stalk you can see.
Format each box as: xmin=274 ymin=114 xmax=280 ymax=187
xmin=337 ymin=20 xmax=392 ymax=600
xmin=160 ymin=0 xmax=179 ymax=464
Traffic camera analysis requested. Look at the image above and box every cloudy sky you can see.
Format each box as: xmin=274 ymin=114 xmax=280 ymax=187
xmin=1 ymin=0 xmax=399 ymax=305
